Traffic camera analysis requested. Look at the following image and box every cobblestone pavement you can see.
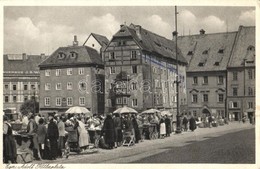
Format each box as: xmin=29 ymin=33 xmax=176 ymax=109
xmin=33 ymin=122 xmax=255 ymax=163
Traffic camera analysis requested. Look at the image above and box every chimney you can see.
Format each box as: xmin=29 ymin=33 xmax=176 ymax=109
xmin=40 ymin=53 xmax=45 ymax=60
xmin=120 ymin=24 xmax=124 ymax=28
xmin=22 ymin=53 xmax=28 ymax=60
xmin=73 ymin=35 xmax=78 ymax=46
xmin=134 ymin=25 xmax=142 ymax=41
xmin=200 ymin=29 xmax=205 ymax=35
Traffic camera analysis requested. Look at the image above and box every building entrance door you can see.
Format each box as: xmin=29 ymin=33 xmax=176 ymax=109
xmin=202 ymin=108 xmax=210 ymax=116
xmin=234 ymin=112 xmax=239 ymax=121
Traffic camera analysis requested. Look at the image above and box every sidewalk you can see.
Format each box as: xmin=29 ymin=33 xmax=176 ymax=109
xmin=34 ymin=122 xmax=255 ymax=163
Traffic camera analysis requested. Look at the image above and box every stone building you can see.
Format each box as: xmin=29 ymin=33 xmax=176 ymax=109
xmin=178 ymin=29 xmax=237 ymax=118
xmin=3 ymin=53 xmax=46 ymax=114
xmin=226 ymin=26 xmax=255 ymax=121
xmin=103 ymin=23 xmax=187 ymax=114
xmin=38 ymin=36 xmax=104 ymax=115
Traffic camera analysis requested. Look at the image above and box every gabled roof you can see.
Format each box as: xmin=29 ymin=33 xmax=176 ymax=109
xmin=39 ymin=46 xmax=103 ymax=68
xmin=178 ymin=31 xmax=237 ymax=72
xmin=111 ymin=23 xmax=187 ymax=65
xmin=228 ymin=26 xmax=255 ymax=68
xmin=4 ymin=54 xmax=44 ymax=73
xmin=88 ymin=33 xmax=109 ymax=47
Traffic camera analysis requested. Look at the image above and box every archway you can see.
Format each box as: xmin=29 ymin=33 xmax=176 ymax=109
xmin=202 ymin=108 xmax=211 ymax=116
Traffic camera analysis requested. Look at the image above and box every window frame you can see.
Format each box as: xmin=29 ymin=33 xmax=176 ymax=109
xmin=45 ymin=70 xmax=51 ymax=76
xmin=44 ymin=97 xmax=50 ymax=106
xmin=79 ymin=97 xmax=85 ymax=106
xmin=67 ymin=97 xmax=73 ymax=106
xmin=56 ymin=69 xmax=61 ymax=76
xmin=192 ymin=94 xmax=198 ymax=103
xmin=56 ymin=97 xmax=62 ymax=106
xmin=56 ymin=83 xmax=62 ymax=90
xmin=132 ymin=98 xmax=138 ymax=107
xmin=67 ymin=82 xmax=73 ymax=90
xmin=45 ymin=83 xmax=51 ymax=91
xmin=67 ymin=68 xmax=73 ymax=75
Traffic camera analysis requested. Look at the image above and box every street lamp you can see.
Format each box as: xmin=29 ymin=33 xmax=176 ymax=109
xmin=174 ymin=6 xmax=182 ymax=134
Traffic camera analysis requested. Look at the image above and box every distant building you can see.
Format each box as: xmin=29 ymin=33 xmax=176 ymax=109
xmin=227 ymin=26 xmax=255 ymax=121
xmin=38 ymin=36 xmax=105 ymax=115
xmin=178 ymin=29 xmax=237 ymax=118
xmin=3 ymin=53 xmax=47 ymax=113
xmin=103 ymin=23 xmax=187 ymax=115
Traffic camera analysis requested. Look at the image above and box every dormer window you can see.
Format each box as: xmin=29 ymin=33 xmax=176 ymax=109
xmin=58 ymin=52 xmax=66 ymax=59
xmin=187 ymin=51 xmax=193 ymax=55
xmin=214 ymin=62 xmax=220 ymax=66
xmin=202 ymin=50 xmax=208 ymax=55
xmin=247 ymin=45 xmax=255 ymax=51
xmin=198 ymin=62 xmax=205 ymax=67
xmin=70 ymin=52 xmax=78 ymax=59
xmin=218 ymin=49 xmax=224 ymax=54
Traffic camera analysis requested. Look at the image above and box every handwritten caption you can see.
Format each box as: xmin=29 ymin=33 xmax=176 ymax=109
xmin=5 ymin=164 xmax=65 ymax=169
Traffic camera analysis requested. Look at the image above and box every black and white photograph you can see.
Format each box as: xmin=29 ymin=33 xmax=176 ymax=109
xmin=1 ymin=0 xmax=259 ymax=168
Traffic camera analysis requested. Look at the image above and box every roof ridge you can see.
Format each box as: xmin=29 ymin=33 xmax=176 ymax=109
xmin=179 ymin=31 xmax=237 ymax=38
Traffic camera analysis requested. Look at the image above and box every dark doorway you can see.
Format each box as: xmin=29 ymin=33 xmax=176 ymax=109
xmin=234 ymin=112 xmax=239 ymax=121
xmin=248 ymin=112 xmax=253 ymax=119
xmin=202 ymin=108 xmax=210 ymax=116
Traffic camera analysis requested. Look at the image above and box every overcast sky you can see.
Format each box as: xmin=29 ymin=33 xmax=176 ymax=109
xmin=4 ymin=6 xmax=255 ymax=55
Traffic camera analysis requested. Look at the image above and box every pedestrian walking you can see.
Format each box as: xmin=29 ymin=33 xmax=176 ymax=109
xmin=159 ymin=118 xmax=166 ymax=138
xmin=165 ymin=115 xmax=171 ymax=137
xmin=76 ymin=116 xmax=89 ymax=151
xmin=132 ymin=115 xmax=141 ymax=143
xmin=208 ymin=115 xmax=213 ymax=128
xmin=182 ymin=115 xmax=188 ymax=131
xmin=47 ymin=114 xmax=59 ymax=160
xmin=37 ymin=118 xmax=47 ymax=159
xmin=3 ymin=115 xmax=17 ymax=163
xmin=102 ymin=113 xmax=115 ymax=149
xmin=189 ymin=116 xmax=197 ymax=132
xmin=113 ymin=113 xmax=122 ymax=147
xmin=57 ymin=116 xmax=66 ymax=157
xmin=27 ymin=113 xmax=40 ymax=160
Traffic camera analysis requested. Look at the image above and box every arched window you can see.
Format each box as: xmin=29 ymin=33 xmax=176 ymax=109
xmin=57 ymin=52 xmax=66 ymax=59
xmin=247 ymin=45 xmax=255 ymax=51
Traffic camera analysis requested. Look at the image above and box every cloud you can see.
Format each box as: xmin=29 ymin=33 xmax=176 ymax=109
xmin=201 ymin=15 xmax=225 ymax=33
xmin=143 ymin=15 xmax=172 ymax=39
xmin=86 ymin=13 xmax=120 ymax=39
xmin=238 ymin=10 xmax=255 ymax=26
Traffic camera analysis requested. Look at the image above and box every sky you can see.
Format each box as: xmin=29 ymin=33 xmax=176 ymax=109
xmin=4 ymin=6 xmax=255 ymax=55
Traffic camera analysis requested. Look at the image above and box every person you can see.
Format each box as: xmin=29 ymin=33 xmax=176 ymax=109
xmin=22 ymin=114 xmax=29 ymax=129
xmin=189 ymin=116 xmax=197 ymax=132
xmin=113 ymin=113 xmax=122 ymax=147
xmin=102 ymin=113 xmax=115 ymax=149
xmin=35 ymin=114 xmax=41 ymax=125
xmin=132 ymin=115 xmax=141 ymax=143
xmin=182 ymin=115 xmax=188 ymax=131
xmin=37 ymin=118 xmax=47 ymax=159
xmin=159 ymin=118 xmax=166 ymax=139
xmin=27 ymin=113 xmax=40 ymax=160
xmin=76 ymin=116 xmax=89 ymax=151
xmin=208 ymin=115 xmax=213 ymax=128
xmin=47 ymin=114 xmax=59 ymax=160
xmin=57 ymin=116 xmax=66 ymax=157
xmin=3 ymin=115 xmax=17 ymax=163
xmin=165 ymin=115 xmax=171 ymax=137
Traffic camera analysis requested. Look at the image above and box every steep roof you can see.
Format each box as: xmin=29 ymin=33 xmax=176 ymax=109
xmin=89 ymin=33 xmax=109 ymax=46
xmin=111 ymin=23 xmax=187 ymax=65
xmin=178 ymin=31 xmax=237 ymax=72
xmin=228 ymin=26 xmax=255 ymax=68
xmin=39 ymin=46 xmax=103 ymax=68
xmin=4 ymin=54 xmax=44 ymax=73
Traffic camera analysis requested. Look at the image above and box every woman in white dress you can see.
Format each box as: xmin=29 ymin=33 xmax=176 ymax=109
xmin=76 ymin=117 xmax=89 ymax=151
xmin=160 ymin=118 xmax=166 ymax=139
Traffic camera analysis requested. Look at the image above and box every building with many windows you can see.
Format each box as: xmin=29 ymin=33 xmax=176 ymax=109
xmin=178 ymin=29 xmax=237 ymax=118
xmin=103 ymin=23 xmax=187 ymax=115
xmin=39 ymin=36 xmax=104 ymax=115
xmin=226 ymin=26 xmax=255 ymax=121
xmin=3 ymin=53 xmax=47 ymax=113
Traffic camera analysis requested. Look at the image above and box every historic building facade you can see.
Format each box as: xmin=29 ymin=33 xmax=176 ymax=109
xmin=178 ymin=29 xmax=238 ymax=118
xmin=39 ymin=36 xmax=105 ymax=115
xmin=3 ymin=53 xmax=46 ymax=113
xmin=226 ymin=26 xmax=255 ymax=121
xmin=103 ymin=24 xmax=187 ymax=115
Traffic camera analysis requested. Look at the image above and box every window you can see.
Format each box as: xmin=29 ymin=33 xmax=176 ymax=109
xmin=45 ymin=70 xmax=50 ymax=76
xmin=132 ymin=82 xmax=137 ymax=90
xmin=78 ymin=68 xmax=84 ymax=75
xmin=132 ymin=99 xmax=138 ymax=107
xmin=247 ymin=45 xmax=255 ymax=51
xmin=116 ymin=98 xmax=122 ymax=104
xmin=123 ymin=97 xmax=128 ymax=104
xmin=248 ymin=69 xmax=253 ymax=79
xmin=45 ymin=83 xmax=51 ymax=90
xmin=202 ymin=50 xmax=208 ymax=54
xmin=45 ymin=97 xmax=50 ymax=106
xmin=67 ymin=68 xmax=73 ymax=75
xmin=192 ymin=94 xmax=197 ymax=103
xmin=67 ymin=82 xmax=73 ymax=90
xmin=233 ymin=87 xmax=238 ymax=96
xmin=218 ymin=49 xmax=224 ymax=54
xmin=187 ymin=51 xmax=193 ymax=55
xmin=24 ymin=85 xmax=28 ymax=90
xmin=218 ymin=94 xmax=224 ymax=103
xmin=248 ymin=87 xmax=253 ymax=96
xmin=131 ymin=51 xmax=137 ymax=59
xmin=110 ymin=67 xmax=116 ymax=74
xmin=5 ymin=84 xmax=8 ymax=90
xmin=233 ymin=102 xmax=238 ymax=108
xmin=31 ymin=84 xmax=35 ymax=90
xmin=218 ymin=76 xmax=224 ymax=84
xmin=58 ymin=53 xmax=66 ymax=59
xmin=56 ymin=97 xmax=62 ymax=106
xmin=214 ymin=62 xmax=220 ymax=66
xmin=203 ymin=94 xmax=208 ymax=102
xmin=5 ymin=96 xmax=9 ymax=103
xmin=203 ymin=76 xmax=208 ymax=84
xmin=132 ymin=65 xmax=137 ymax=74
xmin=79 ymin=82 xmax=86 ymax=91
xmin=13 ymin=84 xmax=17 ymax=91
xmin=233 ymin=72 xmax=238 ymax=81
xmin=24 ymin=96 xmax=28 ymax=101
xmin=79 ymin=97 xmax=85 ymax=106
xmin=67 ymin=97 xmax=73 ymax=106
xmin=56 ymin=69 xmax=61 ymax=76
xmin=248 ymin=102 xmax=253 ymax=109
xmin=109 ymin=52 xmax=115 ymax=60
xmin=193 ymin=77 xmax=198 ymax=84
xmin=56 ymin=83 xmax=61 ymax=90
xmin=70 ymin=52 xmax=78 ymax=58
